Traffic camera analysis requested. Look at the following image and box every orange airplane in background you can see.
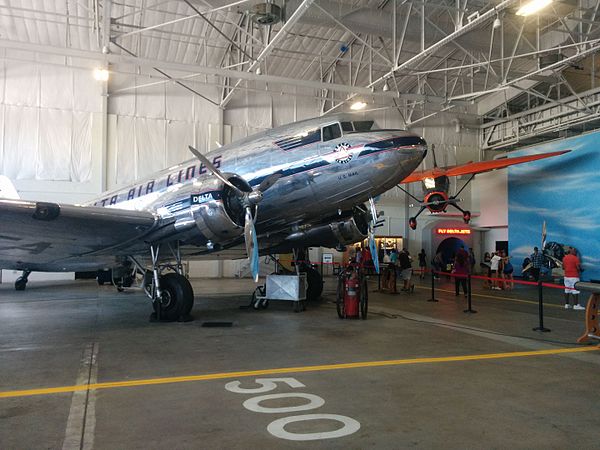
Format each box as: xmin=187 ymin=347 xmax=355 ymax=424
xmin=398 ymin=147 xmax=570 ymax=229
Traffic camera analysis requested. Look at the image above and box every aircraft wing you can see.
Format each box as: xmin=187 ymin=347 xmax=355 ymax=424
xmin=401 ymin=150 xmax=569 ymax=183
xmin=0 ymin=199 xmax=161 ymax=269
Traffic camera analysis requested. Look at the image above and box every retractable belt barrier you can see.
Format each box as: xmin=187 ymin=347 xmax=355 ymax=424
xmin=424 ymin=268 xmax=577 ymax=331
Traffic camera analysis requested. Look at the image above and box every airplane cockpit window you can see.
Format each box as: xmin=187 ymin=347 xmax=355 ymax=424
xmin=275 ymin=128 xmax=322 ymax=151
xmin=341 ymin=121 xmax=354 ymax=132
xmin=353 ymin=120 xmax=374 ymax=131
xmin=322 ymin=123 xmax=342 ymax=141
xmin=339 ymin=120 xmax=376 ymax=133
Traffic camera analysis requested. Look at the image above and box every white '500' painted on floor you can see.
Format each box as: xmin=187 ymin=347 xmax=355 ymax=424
xmin=225 ymin=377 xmax=360 ymax=441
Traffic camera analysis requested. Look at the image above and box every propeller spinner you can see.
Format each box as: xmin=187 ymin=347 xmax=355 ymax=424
xmin=188 ymin=146 xmax=281 ymax=282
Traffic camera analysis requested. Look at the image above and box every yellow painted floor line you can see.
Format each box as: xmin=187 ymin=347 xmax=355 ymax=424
xmin=0 ymin=346 xmax=597 ymax=399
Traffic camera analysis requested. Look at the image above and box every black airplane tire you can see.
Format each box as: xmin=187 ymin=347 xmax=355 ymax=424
xmin=336 ymin=276 xmax=345 ymax=319
xmin=305 ymin=267 xmax=323 ymax=302
xmin=360 ymin=277 xmax=368 ymax=320
xmin=153 ymin=273 xmax=194 ymax=321
xmin=251 ymin=286 xmax=267 ymax=310
xmin=15 ymin=277 xmax=26 ymax=291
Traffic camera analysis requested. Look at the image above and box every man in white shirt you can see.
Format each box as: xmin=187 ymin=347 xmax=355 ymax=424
xmin=490 ymin=252 xmax=502 ymax=290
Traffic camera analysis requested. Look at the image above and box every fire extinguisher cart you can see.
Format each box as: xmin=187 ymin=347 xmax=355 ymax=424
xmin=336 ymin=264 xmax=368 ymax=319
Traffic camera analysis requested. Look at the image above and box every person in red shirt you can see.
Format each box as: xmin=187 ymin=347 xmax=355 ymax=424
xmin=562 ymin=248 xmax=584 ymax=310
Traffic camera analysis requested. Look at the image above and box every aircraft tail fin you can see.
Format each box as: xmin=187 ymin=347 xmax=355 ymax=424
xmin=0 ymin=175 xmax=20 ymax=199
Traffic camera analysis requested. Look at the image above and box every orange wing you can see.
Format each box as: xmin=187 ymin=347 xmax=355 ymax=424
xmin=401 ymin=150 xmax=570 ymax=184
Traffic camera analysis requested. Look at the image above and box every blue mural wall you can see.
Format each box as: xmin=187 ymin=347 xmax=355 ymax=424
xmin=508 ymin=131 xmax=600 ymax=281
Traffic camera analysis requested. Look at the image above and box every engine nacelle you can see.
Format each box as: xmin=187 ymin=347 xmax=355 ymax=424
xmin=424 ymin=191 xmax=449 ymax=213
xmin=150 ymin=174 xmax=252 ymax=247
xmin=329 ymin=209 xmax=370 ymax=245
xmin=274 ymin=209 xmax=370 ymax=251
xmin=189 ymin=175 xmax=253 ymax=245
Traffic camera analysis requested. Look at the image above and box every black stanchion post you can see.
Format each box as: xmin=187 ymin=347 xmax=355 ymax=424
xmin=378 ymin=268 xmax=381 ymax=292
xmin=428 ymin=270 xmax=438 ymax=302
xmin=464 ymin=274 xmax=477 ymax=313
xmin=533 ymin=280 xmax=551 ymax=332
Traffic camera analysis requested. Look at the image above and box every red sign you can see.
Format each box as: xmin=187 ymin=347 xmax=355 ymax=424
xmin=437 ymin=228 xmax=471 ymax=235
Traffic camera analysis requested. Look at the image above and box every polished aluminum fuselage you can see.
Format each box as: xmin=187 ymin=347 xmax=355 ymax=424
xmin=86 ymin=117 xmax=427 ymax=261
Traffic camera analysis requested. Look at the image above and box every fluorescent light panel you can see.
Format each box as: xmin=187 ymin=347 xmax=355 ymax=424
xmin=516 ymin=0 xmax=552 ymax=16
xmin=350 ymin=101 xmax=367 ymax=110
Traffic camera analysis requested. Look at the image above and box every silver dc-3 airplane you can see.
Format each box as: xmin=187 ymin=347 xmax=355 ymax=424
xmin=0 ymin=114 xmax=567 ymax=320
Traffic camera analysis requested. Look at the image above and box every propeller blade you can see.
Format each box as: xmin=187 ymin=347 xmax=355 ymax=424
xmin=188 ymin=146 xmax=244 ymax=195
xmin=257 ymin=172 xmax=282 ymax=193
xmin=244 ymin=206 xmax=259 ymax=282
xmin=431 ymin=143 xmax=438 ymax=168
xmin=369 ymin=229 xmax=380 ymax=274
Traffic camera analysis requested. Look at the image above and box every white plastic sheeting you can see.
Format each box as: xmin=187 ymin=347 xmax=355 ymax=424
xmin=2 ymin=106 xmax=94 ymax=182
xmin=166 ymin=121 xmax=194 ymax=167
xmin=136 ymin=118 xmax=166 ymax=178
xmin=115 ymin=115 xmax=136 ymax=185
xmin=111 ymin=117 xmax=203 ymax=187
xmin=5 ymin=62 xmax=39 ymax=107
xmin=3 ymin=105 xmax=37 ymax=180
xmin=73 ymin=69 xmax=103 ymax=113
xmin=0 ymin=56 xmax=100 ymax=182
xmin=136 ymin=83 xmax=166 ymax=120
xmin=165 ymin=72 xmax=194 ymax=121
xmin=71 ymin=112 xmax=93 ymax=182
xmin=41 ymin=65 xmax=73 ymax=110
xmin=37 ymin=109 xmax=71 ymax=180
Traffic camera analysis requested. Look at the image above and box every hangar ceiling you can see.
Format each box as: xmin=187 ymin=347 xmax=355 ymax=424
xmin=0 ymin=0 xmax=599 ymax=148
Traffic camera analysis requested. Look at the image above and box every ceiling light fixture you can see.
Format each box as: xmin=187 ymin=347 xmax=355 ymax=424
xmin=516 ymin=0 xmax=552 ymax=16
xmin=383 ymin=81 xmax=390 ymax=92
xmin=493 ymin=17 xmax=501 ymax=28
xmin=350 ymin=101 xmax=367 ymax=110
xmin=93 ymin=68 xmax=109 ymax=81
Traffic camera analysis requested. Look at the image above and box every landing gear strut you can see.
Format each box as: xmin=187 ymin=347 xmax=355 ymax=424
xmin=134 ymin=242 xmax=194 ymax=322
xmin=15 ymin=270 xmax=30 ymax=291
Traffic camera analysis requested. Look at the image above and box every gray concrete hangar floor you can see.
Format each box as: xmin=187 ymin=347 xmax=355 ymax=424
xmin=1 ymin=275 xmax=599 ymax=449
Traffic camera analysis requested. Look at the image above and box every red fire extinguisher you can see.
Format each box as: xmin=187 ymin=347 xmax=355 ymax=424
xmin=344 ymin=273 xmax=360 ymax=318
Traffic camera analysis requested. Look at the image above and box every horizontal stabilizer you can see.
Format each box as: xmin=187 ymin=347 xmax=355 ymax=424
xmin=0 ymin=176 xmax=20 ymax=199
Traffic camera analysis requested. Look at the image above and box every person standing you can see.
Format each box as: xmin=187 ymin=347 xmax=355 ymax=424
xmin=418 ymin=249 xmax=427 ymax=279
xmin=383 ymin=250 xmax=391 ymax=264
xmin=502 ymin=251 xmax=514 ymax=290
xmin=563 ymin=248 xmax=585 ymax=310
xmin=469 ymin=248 xmax=476 ymax=274
xmin=453 ymin=251 xmax=469 ymax=297
xmin=530 ymin=246 xmax=544 ymax=281
xmin=490 ymin=251 xmax=502 ymax=290
xmin=482 ymin=252 xmax=492 ymax=288
xmin=390 ymin=248 xmax=399 ymax=266
xmin=355 ymin=246 xmax=362 ymax=265
xmin=399 ymin=249 xmax=414 ymax=292
xmin=362 ymin=245 xmax=372 ymax=273
xmin=433 ymin=250 xmax=443 ymax=280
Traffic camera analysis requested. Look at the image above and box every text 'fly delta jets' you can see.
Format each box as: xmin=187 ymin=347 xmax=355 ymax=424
xmin=0 ymin=115 xmax=567 ymax=321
